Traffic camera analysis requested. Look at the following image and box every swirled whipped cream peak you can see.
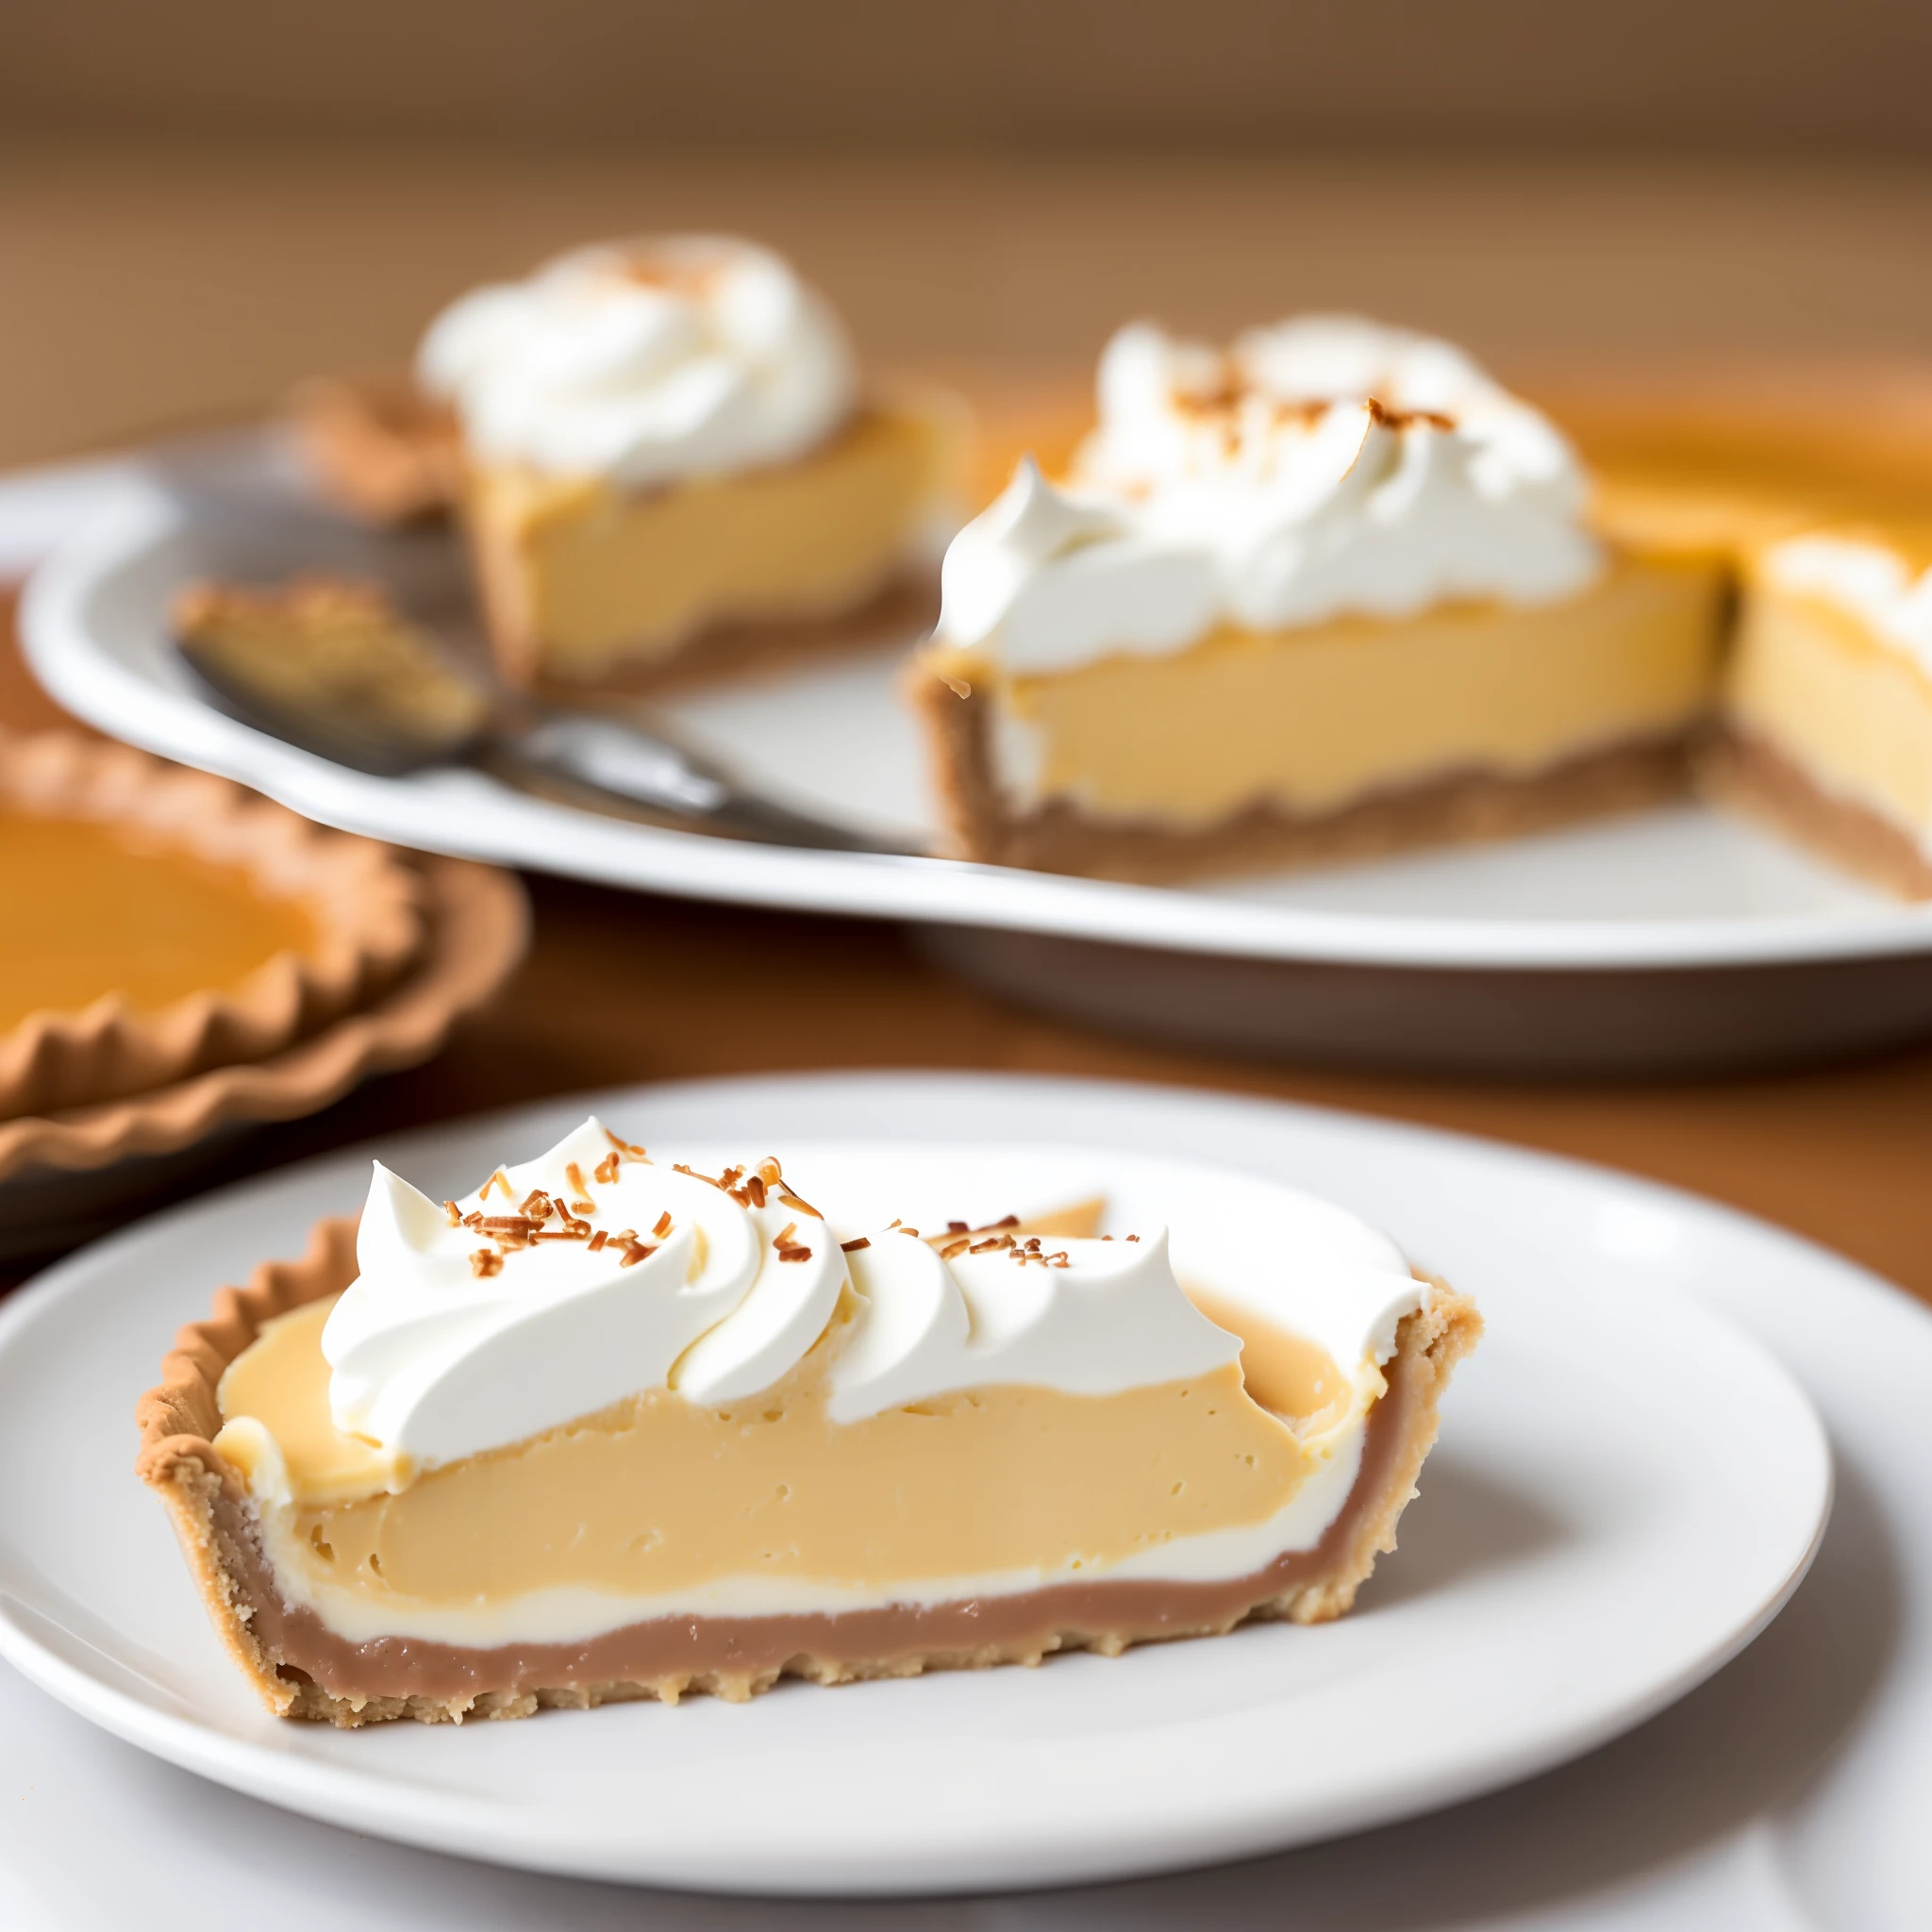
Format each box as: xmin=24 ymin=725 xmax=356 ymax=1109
xmin=937 ymin=315 xmax=1605 ymax=675
xmin=319 ymin=1118 xmax=1286 ymax=1468
xmin=415 ymin=237 xmax=858 ymax=487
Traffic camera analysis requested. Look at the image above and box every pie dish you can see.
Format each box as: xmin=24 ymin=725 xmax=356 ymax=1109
xmin=0 ymin=853 xmax=525 ymax=1222
xmin=136 ymin=1120 xmax=1480 ymax=1724
xmin=416 ymin=236 xmax=965 ymax=696
xmin=0 ymin=727 xmax=425 ymax=1117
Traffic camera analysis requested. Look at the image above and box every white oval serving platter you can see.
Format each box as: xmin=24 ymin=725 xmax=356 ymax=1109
xmin=17 ymin=439 xmax=1932 ymax=1074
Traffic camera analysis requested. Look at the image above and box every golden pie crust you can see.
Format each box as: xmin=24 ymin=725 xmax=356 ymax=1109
xmin=137 ymin=1222 xmax=1480 ymax=1724
xmin=0 ymin=729 xmax=425 ymax=1118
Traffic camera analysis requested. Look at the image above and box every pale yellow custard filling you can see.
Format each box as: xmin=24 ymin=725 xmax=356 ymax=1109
xmin=213 ymin=1287 xmax=1357 ymax=1623
xmin=469 ymin=403 xmax=952 ymax=681
xmin=976 ymin=554 xmax=1726 ymax=824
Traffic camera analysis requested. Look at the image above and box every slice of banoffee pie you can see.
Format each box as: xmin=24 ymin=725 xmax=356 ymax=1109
xmin=137 ymin=1120 xmax=1480 ymax=1725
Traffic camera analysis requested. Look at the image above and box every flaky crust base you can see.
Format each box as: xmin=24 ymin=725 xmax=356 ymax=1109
xmin=1701 ymin=724 xmax=1932 ymax=901
xmin=908 ymin=661 xmax=1698 ymax=884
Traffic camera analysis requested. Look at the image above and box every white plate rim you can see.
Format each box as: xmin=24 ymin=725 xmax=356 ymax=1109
xmin=21 ymin=466 xmax=1932 ymax=974
xmin=0 ymin=1072 xmax=1834 ymax=1895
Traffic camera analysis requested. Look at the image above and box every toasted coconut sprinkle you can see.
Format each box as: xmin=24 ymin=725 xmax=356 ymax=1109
xmin=485 ymin=1169 xmax=513 ymax=1201
xmin=776 ymin=1246 xmax=811 ymax=1263
xmin=940 ymin=1237 xmax=973 ymax=1259
xmin=1126 ymin=1234 xmax=1140 ymax=1242
xmin=652 ymin=1209 xmax=673 ymax=1238
xmin=442 ymin=1199 xmax=462 ymax=1226
xmin=566 ymin=1161 xmax=590 ymax=1197
xmin=773 ymin=1222 xmax=798 ymax=1249
xmin=841 ymin=1237 xmax=871 ymax=1253
xmin=777 ymin=1188 xmax=823 ymax=1220
xmin=756 ymin=1157 xmax=783 ymax=1185
xmin=604 ymin=1128 xmax=648 ymax=1159
xmin=897 ymin=1226 xmax=920 ymax=1239
xmin=470 ymin=1248 xmax=504 ymax=1277
xmin=743 ymin=1174 xmax=767 ymax=1208
xmin=968 ymin=1236 xmax=1004 ymax=1254
xmin=519 ymin=1190 xmax=553 ymax=1222
xmin=946 ymin=1220 xmax=969 ymax=1234
xmin=588 ymin=1229 xmax=608 ymax=1252
xmin=593 ymin=1152 xmax=621 ymax=1186
xmin=618 ymin=1239 xmax=657 ymax=1268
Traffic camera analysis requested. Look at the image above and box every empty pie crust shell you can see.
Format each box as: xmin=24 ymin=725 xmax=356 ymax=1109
xmin=136 ymin=1222 xmax=1480 ymax=1724
xmin=0 ymin=850 xmax=526 ymax=1184
xmin=0 ymin=729 xmax=426 ymax=1119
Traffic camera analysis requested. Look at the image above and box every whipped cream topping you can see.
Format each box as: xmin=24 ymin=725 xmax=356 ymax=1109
xmin=416 ymin=237 xmax=858 ymax=487
xmin=938 ymin=316 xmax=1603 ymax=675
xmin=1763 ymin=534 xmax=1932 ymax=676
xmin=322 ymin=1119 xmax=1270 ymax=1466
xmin=830 ymin=1222 xmax=1238 ymax=1423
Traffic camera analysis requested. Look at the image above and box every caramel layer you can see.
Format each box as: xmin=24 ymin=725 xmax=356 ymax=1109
xmin=213 ymin=1323 xmax=1417 ymax=1707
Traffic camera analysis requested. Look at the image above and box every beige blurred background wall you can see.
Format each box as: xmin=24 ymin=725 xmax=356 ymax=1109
xmin=3 ymin=1 xmax=1931 ymax=470
xmin=5 ymin=0 xmax=1932 ymax=151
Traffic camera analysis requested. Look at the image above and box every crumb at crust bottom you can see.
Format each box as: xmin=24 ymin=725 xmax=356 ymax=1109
xmin=136 ymin=1219 xmax=1479 ymax=1726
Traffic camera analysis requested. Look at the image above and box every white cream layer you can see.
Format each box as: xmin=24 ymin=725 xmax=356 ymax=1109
xmin=417 ymin=236 xmax=857 ymax=487
xmin=938 ymin=315 xmax=1604 ymax=675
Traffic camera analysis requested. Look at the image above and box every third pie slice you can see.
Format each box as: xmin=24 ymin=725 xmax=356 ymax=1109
xmin=138 ymin=1123 xmax=1481 ymax=1724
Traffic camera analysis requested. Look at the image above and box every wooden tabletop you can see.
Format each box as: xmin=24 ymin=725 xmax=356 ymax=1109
xmin=5 ymin=590 xmax=1929 ymax=1306
xmin=2 ymin=142 xmax=1929 ymax=1304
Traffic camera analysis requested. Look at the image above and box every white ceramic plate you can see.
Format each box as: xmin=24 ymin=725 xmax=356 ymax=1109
xmin=0 ymin=1072 xmax=1832 ymax=1899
